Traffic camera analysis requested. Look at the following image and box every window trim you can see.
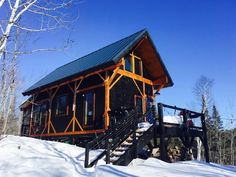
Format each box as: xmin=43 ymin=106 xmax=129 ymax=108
xmin=55 ymin=94 xmax=68 ymax=117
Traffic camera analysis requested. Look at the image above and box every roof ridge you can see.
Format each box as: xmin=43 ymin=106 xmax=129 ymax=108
xmin=54 ymin=29 xmax=147 ymax=71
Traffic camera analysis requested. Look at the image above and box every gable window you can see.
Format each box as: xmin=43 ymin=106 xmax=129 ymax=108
xmin=124 ymin=53 xmax=143 ymax=76
xmin=125 ymin=55 xmax=132 ymax=72
xmin=56 ymin=95 xmax=67 ymax=116
xmin=134 ymin=57 xmax=143 ymax=76
xmin=83 ymin=92 xmax=95 ymax=126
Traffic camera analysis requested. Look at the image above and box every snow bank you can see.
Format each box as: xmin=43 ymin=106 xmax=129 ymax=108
xmin=0 ymin=135 xmax=236 ymax=177
xmin=95 ymin=158 xmax=236 ymax=177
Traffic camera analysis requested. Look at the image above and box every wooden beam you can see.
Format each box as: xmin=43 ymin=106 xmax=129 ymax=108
xmin=109 ymin=75 xmax=122 ymax=89
xmin=132 ymin=78 xmax=144 ymax=97
xmin=47 ymin=86 xmax=59 ymax=134
xmin=131 ymin=52 xmax=135 ymax=73
xmin=104 ymin=72 xmax=110 ymax=129
xmin=30 ymin=129 xmax=105 ymax=137
xmin=76 ymin=83 xmax=104 ymax=93
xmin=98 ymin=73 xmax=105 ymax=81
xmin=29 ymin=64 xmax=122 ymax=95
xmin=117 ymin=69 xmax=153 ymax=85
xmin=108 ymin=67 xmax=119 ymax=86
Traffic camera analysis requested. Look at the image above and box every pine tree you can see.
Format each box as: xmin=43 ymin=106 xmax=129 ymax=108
xmin=210 ymin=104 xmax=223 ymax=163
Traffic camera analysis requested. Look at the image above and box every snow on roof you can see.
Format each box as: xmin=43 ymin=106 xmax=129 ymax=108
xmin=0 ymin=135 xmax=235 ymax=177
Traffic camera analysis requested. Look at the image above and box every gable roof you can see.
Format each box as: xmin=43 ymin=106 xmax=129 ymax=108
xmin=23 ymin=29 xmax=173 ymax=96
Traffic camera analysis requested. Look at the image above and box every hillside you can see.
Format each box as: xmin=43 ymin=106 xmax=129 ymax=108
xmin=0 ymin=135 xmax=235 ymax=177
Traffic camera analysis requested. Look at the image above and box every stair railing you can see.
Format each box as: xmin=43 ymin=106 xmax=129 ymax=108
xmin=84 ymin=109 xmax=152 ymax=168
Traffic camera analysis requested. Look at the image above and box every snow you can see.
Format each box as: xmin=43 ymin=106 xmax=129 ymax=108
xmin=1 ymin=135 xmax=236 ymax=177
xmin=163 ymin=115 xmax=183 ymax=124
xmin=137 ymin=122 xmax=152 ymax=132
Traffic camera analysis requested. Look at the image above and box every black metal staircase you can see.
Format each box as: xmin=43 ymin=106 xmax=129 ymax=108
xmin=84 ymin=103 xmax=210 ymax=168
xmin=84 ymin=109 xmax=155 ymax=168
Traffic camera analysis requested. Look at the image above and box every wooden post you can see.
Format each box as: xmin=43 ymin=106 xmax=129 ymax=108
xmin=201 ymin=113 xmax=210 ymax=163
xmin=84 ymin=144 xmax=90 ymax=168
xmin=106 ymin=138 xmax=112 ymax=164
xmin=104 ymin=72 xmax=110 ymax=129
xmin=183 ymin=110 xmax=189 ymax=148
xmin=29 ymin=95 xmax=35 ymax=135
xmin=158 ymin=103 xmax=167 ymax=161
xmin=133 ymin=115 xmax=137 ymax=158
xmin=152 ymin=105 xmax=158 ymax=148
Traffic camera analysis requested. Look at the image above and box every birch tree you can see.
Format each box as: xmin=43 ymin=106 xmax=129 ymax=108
xmin=0 ymin=0 xmax=80 ymax=135
xmin=194 ymin=76 xmax=214 ymax=161
xmin=0 ymin=0 xmax=80 ymax=57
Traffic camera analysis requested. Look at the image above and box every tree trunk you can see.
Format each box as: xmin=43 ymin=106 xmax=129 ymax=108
xmin=196 ymin=137 xmax=202 ymax=161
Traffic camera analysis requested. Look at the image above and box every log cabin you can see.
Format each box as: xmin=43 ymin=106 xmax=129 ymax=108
xmin=20 ymin=29 xmax=173 ymax=142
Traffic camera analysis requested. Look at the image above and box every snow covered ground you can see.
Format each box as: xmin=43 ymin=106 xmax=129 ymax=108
xmin=0 ymin=135 xmax=236 ymax=177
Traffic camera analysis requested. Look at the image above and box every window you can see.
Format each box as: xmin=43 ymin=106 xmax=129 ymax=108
xmin=125 ymin=56 xmax=132 ymax=72
xmin=56 ymin=95 xmax=67 ymax=116
xmin=134 ymin=57 xmax=143 ymax=76
xmin=33 ymin=105 xmax=40 ymax=126
xmin=124 ymin=53 xmax=143 ymax=76
xmin=83 ymin=92 xmax=95 ymax=126
xmin=33 ymin=102 xmax=47 ymax=127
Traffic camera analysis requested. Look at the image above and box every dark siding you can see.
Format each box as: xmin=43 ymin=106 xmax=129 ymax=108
xmin=110 ymin=76 xmax=141 ymax=112
xmin=51 ymin=85 xmax=73 ymax=133
xmin=76 ymin=87 xmax=105 ymax=130
xmin=145 ymin=83 xmax=153 ymax=97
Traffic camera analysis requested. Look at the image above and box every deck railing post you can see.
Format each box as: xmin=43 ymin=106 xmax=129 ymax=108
xmin=152 ymin=105 xmax=158 ymax=148
xmin=158 ymin=103 xmax=167 ymax=161
xmin=183 ymin=110 xmax=189 ymax=148
xmin=133 ymin=115 xmax=137 ymax=158
xmin=84 ymin=143 xmax=90 ymax=168
xmin=201 ymin=113 xmax=210 ymax=163
xmin=106 ymin=138 xmax=112 ymax=164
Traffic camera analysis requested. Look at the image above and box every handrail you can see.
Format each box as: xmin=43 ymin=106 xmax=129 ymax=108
xmin=161 ymin=103 xmax=203 ymax=118
xmin=84 ymin=109 xmax=153 ymax=168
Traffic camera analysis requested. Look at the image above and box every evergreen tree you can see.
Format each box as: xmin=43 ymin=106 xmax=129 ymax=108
xmin=210 ymin=104 xmax=223 ymax=163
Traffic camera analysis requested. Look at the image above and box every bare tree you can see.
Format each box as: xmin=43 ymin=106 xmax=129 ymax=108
xmin=194 ymin=76 xmax=214 ymax=161
xmin=0 ymin=0 xmax=80 ymax=135
xmin=0 ymin=0 xmax=80 ymax=57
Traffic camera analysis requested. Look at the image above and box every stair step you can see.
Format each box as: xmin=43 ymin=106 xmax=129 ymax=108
xmin=121 ymin=141 xmax=133 ymax=146
xmin=116 ymin=146 xmax=129 ymax=151
xmin=110 ymin=156 xmax=120 ymax=162
xmin=111 ymin=150 xmax=125 ymax=156
xmin=126 ymin=137 xmax=133 ymax=141
xmin=136 ymin=128 xmax=147 ymax=133
xmin=131 ymin=132 xmax=143 ymax=137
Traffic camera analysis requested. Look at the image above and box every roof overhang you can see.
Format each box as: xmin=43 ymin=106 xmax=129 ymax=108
xmin=132 ymin=33 xmax=174 ymax=88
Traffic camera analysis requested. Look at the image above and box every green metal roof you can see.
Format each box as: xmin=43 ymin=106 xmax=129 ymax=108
xmin=23 ymin=29 xmax=173 ymax=95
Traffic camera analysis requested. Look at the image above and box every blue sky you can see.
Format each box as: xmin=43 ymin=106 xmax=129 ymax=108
xmin=19 ymin=0 xmax=236 ymax=126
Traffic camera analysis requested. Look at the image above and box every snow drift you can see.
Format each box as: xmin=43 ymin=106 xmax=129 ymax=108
xmin=0 ymin=135 xmax=235 ymax=177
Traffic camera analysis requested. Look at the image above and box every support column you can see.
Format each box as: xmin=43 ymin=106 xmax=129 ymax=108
xmin=104 ymin=72 xmax=110 ymax=129
xmin=158 ymin=103 xmax=167 ymax=161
